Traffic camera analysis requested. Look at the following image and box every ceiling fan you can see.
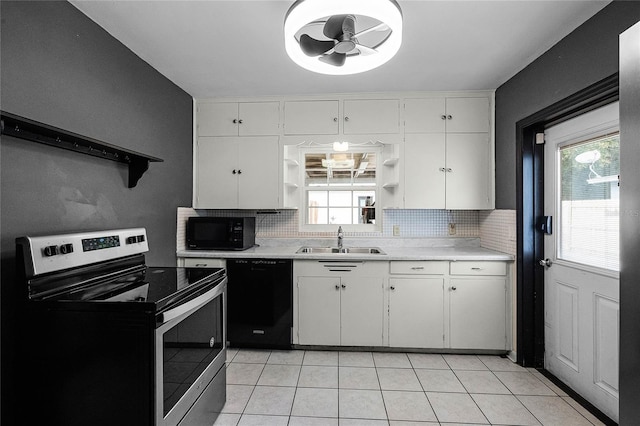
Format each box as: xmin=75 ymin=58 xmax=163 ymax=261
xmin=298 ymin=14 xmax=391 ymax=67
xmin=284 ymin=0 xmax=403 ymax=75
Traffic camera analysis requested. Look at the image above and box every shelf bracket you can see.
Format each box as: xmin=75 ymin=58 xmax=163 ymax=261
xmin=1 ymin=111 xmax=163 ymax=188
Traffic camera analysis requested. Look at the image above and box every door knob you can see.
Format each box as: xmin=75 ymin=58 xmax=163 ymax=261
xmin=539 ymin=258 xmax=552 ymax=267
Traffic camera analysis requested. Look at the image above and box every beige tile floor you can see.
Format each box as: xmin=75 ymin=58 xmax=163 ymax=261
xmin=213 ymin=349 xmax=607 ymax=426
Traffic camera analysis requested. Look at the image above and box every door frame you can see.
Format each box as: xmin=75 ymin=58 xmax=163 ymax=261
xmin=515 ymin=73 xmax=619 ymax=367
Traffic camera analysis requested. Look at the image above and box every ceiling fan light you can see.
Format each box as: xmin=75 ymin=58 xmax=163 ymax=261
xmin=284 ymin=0 xmax=402 ymax=75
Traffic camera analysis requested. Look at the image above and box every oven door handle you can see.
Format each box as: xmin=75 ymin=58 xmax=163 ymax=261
xmin=159 ymin=278 xmax=226 ymax=325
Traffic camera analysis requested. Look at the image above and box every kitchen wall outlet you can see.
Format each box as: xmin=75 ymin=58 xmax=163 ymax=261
xmin=448 ymin=223 xmax=456 ymax=235
xmin=393 ymin=225 xmax=400 ymax=236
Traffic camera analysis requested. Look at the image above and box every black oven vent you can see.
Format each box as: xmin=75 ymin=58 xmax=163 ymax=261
xmin=1 ymin=111 xmax=163 ymax=188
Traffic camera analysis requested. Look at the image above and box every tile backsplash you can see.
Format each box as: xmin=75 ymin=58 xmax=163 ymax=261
xmin=177 ymin=207 xmax=482 ymax=249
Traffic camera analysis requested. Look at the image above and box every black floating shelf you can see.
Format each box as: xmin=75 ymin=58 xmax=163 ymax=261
xmin=0 ymin=111 xmax=163 ymax=188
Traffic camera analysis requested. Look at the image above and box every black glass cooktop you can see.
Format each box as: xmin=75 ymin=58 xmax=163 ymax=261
xmin=49 ymin=267 xmax=225 ymax=312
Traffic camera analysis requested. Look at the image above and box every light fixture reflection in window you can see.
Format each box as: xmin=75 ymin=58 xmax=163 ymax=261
xmin=333 ymin=141 xmax=349 ymax=152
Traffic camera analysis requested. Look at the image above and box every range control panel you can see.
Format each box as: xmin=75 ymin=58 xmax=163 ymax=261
xmin=18 ymin=228 xmax=149 ymax=277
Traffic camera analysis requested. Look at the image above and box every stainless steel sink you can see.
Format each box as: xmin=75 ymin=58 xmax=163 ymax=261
xmin=296 ymin=246 xmax=386 ymax=255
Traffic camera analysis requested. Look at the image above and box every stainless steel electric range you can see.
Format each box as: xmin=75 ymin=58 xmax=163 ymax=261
xmin=16 ymin=228 xmax=227 ymax=426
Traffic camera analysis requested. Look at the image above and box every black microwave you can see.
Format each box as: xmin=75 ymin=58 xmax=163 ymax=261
xmin=186 ymin=217 xmax=256 ymax=250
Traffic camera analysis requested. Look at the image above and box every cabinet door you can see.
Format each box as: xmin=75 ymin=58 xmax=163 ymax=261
xmin=449 ymin=277 xmax=506 ymax=350
xmin=298 ymin=277 xmax=341 ymax=346
xmin=194 ymin=137 xmax=238 ymax=208
xmin=197 ymin=103 xmax=239 ymax=136
xmin=389 ymin=278 xmax=444 ymax=348
xmin=340 ymin=277 xmax=384 ymax=346
xmin=404 ymin=133 xmax=446 ymax=209
xmin=404 ymin=98 xmax=446 ymax=133
xmin=445 ymin=98 xmax=490 ymax=133
xmin=445 ymin=133 xmax=492 ymax=209
xmin=239 ymin=102 xmax=280 ymax=136
xmin=284 ymin=100 xmax=339 ymax=135
xmin=237 ymin=137 xmax=280 ymax=209
xmin=343 ymin=99 xmax=399 ymax=134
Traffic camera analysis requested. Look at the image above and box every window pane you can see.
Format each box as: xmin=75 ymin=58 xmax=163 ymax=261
xmin=558 ymin=133 xmax=619 ymax=271
xmin=308 ymin=208 xmax=327 ymax=224
xmin=328 ymin=208 xmax=353 ymax=225
xmin=308 ymin=191 xmax=328 ymax=207
xmin=329 ymin=191 xmax=351 ymax=207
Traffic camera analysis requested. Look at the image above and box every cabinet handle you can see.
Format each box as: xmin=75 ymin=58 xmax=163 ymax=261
xmin=333 ymin=117 xmax=338 ymax=122
xmin=232 ymin=119 xmax=238 ymax=124
xmin=335 ymin=285 xmax=340 ymax=290
xmin=195 ymin=263 xmax=207 ymax=267
xmin=441 ymin=115 xmax=447 ymax=120
xmin=344 ymin=117 xmax=350 ymax=122
xmin=446 ymin=168 xmax=452 ymax=172
xmin=238 ymin=119 xmax=243 ymax=124
xmin=451 ymin=286 xmax=457 ymax=291
xmin=411 ymin=266 xmax=424 ymax=270
xmin=390 ymin=286 xmax=396 ymax=290
xmin=439 ymin=167 xmax=446 ymax=172
xmin=237 ymin=169 xmax=242 ymax=174
xmin=447 ymin=115 xmax=452 ymax=120
xmin=471 ymin=267 xmax=482 ymax=270
xmin=341 ymin=284 xmax=346 ymax=288
xmin=232 ymin=169 xmax=237 ymax=174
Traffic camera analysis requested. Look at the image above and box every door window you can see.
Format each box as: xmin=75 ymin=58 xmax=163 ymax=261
xmin=557 ymin=133 xmax=620 ymax=271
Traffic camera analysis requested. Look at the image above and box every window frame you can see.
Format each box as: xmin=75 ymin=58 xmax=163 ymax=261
xmin=298 ymin=146 xmax=382 ymax=233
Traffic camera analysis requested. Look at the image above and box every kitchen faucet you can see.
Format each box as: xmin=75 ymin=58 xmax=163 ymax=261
xmin=337 ymin=226 xmax=344 ymax=248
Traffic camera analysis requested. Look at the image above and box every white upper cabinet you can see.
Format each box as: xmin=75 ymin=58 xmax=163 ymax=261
xmin=194 ymin=136 xmax=280 ymax=209
xmin=404 ymin=133 xmax=446 ymax=209
xmin=283 ymin=99 xmax=399 ymax=135
xmin=198 ymin=101 xmax=280 ymax=136
xmin=284 ymin=100 xmax=339 ymax=135
xmin=404 ymin=97 xmax=490 ymax=133
xmin=343 ymin=99 xmax=400 ymax=134
xmin=445 ymin=133 xmax=492 ymax=209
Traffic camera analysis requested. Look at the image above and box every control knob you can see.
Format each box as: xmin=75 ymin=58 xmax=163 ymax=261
xmin=59 ymin=243 xmax=74 ymax=254
xmin=43 ymin=245 xmax=59 ymax=257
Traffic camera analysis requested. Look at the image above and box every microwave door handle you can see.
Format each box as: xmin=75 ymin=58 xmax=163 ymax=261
xmin=160 ymin=279 xmax=226 ymax=325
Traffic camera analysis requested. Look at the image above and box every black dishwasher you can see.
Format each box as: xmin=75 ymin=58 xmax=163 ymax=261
xmin=226 ymin=258 xmax=293 ymax=349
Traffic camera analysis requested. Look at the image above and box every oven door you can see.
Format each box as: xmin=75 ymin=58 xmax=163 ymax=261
xmin=155 ymin=278 xmax=227 ymax=426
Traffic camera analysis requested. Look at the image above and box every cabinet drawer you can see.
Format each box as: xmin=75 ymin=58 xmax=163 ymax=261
xmin=450 ymin=261 xmax=506 ymax=276
xmin=389 ymin=261 xmax=448 ymax=275
xmin=183 ymin=258 xmax=226 ymax=268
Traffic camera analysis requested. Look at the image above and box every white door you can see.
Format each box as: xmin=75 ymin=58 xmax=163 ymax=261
xmin=404 ymin=133 xmax=446 ymax=209
xmin=237 ymin=137 xmax=280 ymax=209
xmin=389 ymin=278 xmax=444 ymax=348
xmin=197 ymin=102 xmax=238 ymax=136
xmin=543 ymin=102 xmax=620 ymax=422
xmin=445 ymin=97 xmax=490 ymax=133
xmin=340 ymin=276 xmax=384 ymax=346
xmin=445 ymin=133 xmax=492 ymax=209
xmin=297 ymin=276 xmax=341 ymax=346
xmin=194 ymin=137 xmax=238 ymax=208
xmin=404 ymin=98 xmax=446 ymax=133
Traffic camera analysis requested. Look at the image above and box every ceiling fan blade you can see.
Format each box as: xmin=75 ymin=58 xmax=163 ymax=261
xmin=353 ymin=23 xmax=389 ymax=38
xmin=319 ymin=52 xmax=346 ymax=67
xmin=300 ymin=34 xmax=335 ymax=56
xmin=354 ymin=44 xmax=378 ymax=56
xmin=324 ymin=14 xmax=347 ymax=39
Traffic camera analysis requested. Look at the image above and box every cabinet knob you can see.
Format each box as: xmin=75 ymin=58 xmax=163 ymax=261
xmin=439 ymin=167 xmax=446 ymax=172
xmin=238 ymin=119 xmax=243 ymax=124
xmin=344 ymin=116 xmax=350 ymax=122
xmin=237 ymin=169 xmax=242 ymax=174
xmin=341 ymin=284 xmax=346 ymax=288
xmin=232 ymin=169 xmax=237 ymax=174
xmin=446 ymin=168 xmax=452 ymax=172
xmin=451 ymin=286 xmax=457 ymax=291
xmin=441 ymin=115 xmax=447 ymax=120
xmin=390 ymin=286 xmax=395 ymax=290
xmin=333 ymin=117 xmax=338 ymax=122
xmin=232 ymin=119 xmax=238 ymax=124
xmin=335 ymin=285 xmax=340 ymax=290
xmin=447 ymin=115 xmax=452 ymax=120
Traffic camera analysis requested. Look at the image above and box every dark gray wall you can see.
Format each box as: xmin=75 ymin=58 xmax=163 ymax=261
xmin=495 ymin=1 xmax=640 ymax=209
xmin=619 ymin=20 xmax=640 ymax=426
xmin=0 ymin=1 xmax=193 ymax=421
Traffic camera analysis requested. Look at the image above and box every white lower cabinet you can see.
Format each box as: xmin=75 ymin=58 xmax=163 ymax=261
xmin=449 ymin=276 xmax=507 ymax=350
xmin=295 ymin=261 xmax=385 ymax=347
xmin=389 ymin=277 xmax=444 ymax=348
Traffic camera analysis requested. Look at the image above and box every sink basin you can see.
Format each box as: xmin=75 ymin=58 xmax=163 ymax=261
xmin=296 ymin=246 xmax=386 ymax=255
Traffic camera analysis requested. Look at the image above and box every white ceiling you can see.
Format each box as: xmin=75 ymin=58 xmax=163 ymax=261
xmin=70 ymin=0 xmax=610 ymax=99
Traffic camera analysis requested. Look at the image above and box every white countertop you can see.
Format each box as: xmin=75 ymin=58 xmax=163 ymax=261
xmin=176 ymin=240 xmax=514 ymax=261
